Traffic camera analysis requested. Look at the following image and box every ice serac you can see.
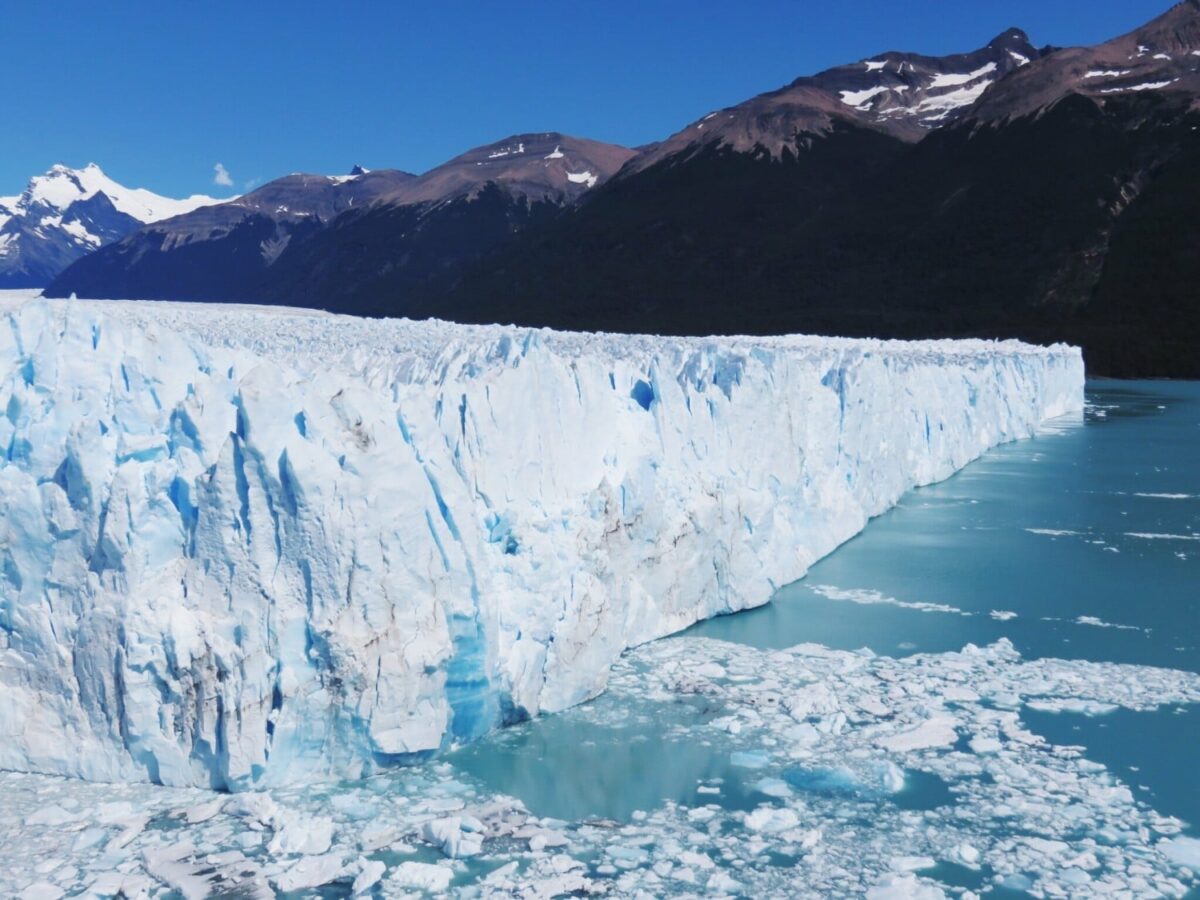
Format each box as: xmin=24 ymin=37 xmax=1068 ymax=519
xmin=0 ymin=296 xmax=1084 ymax=789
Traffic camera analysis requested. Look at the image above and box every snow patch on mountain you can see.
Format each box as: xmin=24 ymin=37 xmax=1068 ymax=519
xmin=0 ymin=295 xmax=1083 ymax=789
xmin=1099 ymin=78 xmax=1179 ymax=93
xmin=566 ymin=170 xmax=599 ymax=188
xmin=928 ymin=62 xmax=998 ymax=89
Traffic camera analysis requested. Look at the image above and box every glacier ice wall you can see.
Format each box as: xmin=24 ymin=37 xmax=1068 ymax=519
xmin=0 ymin=297 xmax=1083 ymax=789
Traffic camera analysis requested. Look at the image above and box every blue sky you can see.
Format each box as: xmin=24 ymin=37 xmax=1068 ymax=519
xmin=3 ymin=0 xmax=1174 ymax=198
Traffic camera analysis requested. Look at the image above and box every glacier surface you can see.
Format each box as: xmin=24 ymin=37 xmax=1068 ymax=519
xmin=0 ymin=294 xmax=1083 ymax=789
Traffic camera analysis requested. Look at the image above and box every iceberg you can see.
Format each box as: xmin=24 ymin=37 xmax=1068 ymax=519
xmin=0 ymin=295 xmax=1083 ymax=789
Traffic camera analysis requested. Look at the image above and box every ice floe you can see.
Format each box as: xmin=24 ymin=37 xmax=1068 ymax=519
xmin=2 ymin=636 xmax=1196 ymax=897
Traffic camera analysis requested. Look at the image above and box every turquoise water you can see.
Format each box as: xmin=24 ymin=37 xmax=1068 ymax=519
xmin=688 ymin=379 xmax=1198 ymax=672
xmin=455 ymin=379 xmax=1199 ymax=839
xmin=687 ymin=378 xmax=1200 ymax=835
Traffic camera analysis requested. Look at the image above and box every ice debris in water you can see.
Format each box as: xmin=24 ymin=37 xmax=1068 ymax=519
xmin=0 ymin=296 xmax=1083 ymax=789
xmin=2 ymin=636 xmax=1197 ymax=897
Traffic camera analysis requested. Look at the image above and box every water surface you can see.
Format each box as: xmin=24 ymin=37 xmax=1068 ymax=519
xmin=464 ymin=379 xmax=1200 ymax=835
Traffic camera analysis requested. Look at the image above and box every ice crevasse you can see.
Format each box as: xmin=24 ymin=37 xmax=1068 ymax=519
xmin=0 ymin=297 xmax=1084 ymax=789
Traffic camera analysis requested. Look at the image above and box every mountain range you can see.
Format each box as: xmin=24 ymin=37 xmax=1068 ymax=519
xmin=33 ymin=1 xmax=1200 ymax=377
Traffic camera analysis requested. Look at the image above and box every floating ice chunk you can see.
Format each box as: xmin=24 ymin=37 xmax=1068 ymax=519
xmin=273 ymin=853 xmax=347 ymax=892
xmin=708 ymin=871 xmax=743 ymax=892
xmin=1025 ymin=698 xmax=1118 ymax=715
xmin=875 ymin=761 xmax=907 ymax=793
xmin=352 ymin=858 xmax=386 ymax=895
xmin=731 ymin=750 xmax=771 ymax=769
xmin=866 ymin=872 xmax=946 ymax=899
xmin=18 ymin=885 xmax=63 ymax=900
xmin=423 ymin=814 xmax=485 ymax=857
xmin=754 ymin=777 xmax=794 ymax=798
xmin=876 ymin=715 xmax=958 ymax=752
xmin=141 ymin=841 xmax=221 ymax=900
xmin=268 ymin=813 xmax=334 ymax=855
xmin=744 ymin=805 xmax=800 ymax=833
xmin=225 ymin=793 xmax=281 ymax=828
xmin=891 ymin=855 xmax=936 ymax=872
xmin=1074 ymin=615 xmax=1143 ymax=632
xmin=1126 ymin=532 xmax=1200 ymax=541
xmin=810 ymin=585 xmax=967 ymax=616
xmin=990 ymin=610 xmax=1017 ymax=621
xmin=527 ymin=828 xmax=569 ymax=851
xmin=679 ymin=850 xmax=716 ymax=870
xmin=24 ymin=806 xmax=78 ymax=827
xmin=1162 ymin=836 xmax=1200 ymax=870
xmin=968 ymin=736 xmax=1002 ymax=754
xmin=389 ymin=861 xmax=454 ymax=891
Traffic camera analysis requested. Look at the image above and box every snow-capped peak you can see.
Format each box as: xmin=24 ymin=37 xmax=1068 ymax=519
xmin=17 ymin=163 xmax=222 ymax=224
xmin=1 ymin=164 xmax=229 ymax=287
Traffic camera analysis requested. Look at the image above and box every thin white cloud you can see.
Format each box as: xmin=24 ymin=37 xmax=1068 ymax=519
xmin=243 ymin=177 xmax=262 ymax=191
xmin=213 ymin=163 xmax=234 ymax=187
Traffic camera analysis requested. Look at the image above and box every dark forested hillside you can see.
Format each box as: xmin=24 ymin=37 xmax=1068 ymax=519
xmin=418 ymin=93 xmax=1200 ymax=377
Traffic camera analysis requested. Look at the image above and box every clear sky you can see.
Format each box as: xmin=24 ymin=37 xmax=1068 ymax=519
xmin=2 ymin=0 xmax=1175 ymax=199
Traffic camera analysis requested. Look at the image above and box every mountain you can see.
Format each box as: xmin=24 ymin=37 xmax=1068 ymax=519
xmin=42 ymin=33 xmax=1043 ymax=310
xmin=404 ymin=3 xmax=1200 ymax=377
xmin=248 ymin=133 xmax=637 ymax=313
xmin=970 ymin=0 xmax=1200 ymax=122
xmin=45 ymin=3 xmax=1200 ymax=377
xmin=0 ymin=163 xmax=221 ymax=287
xmin=45 ymin=167 xmax=416 ymax=302
xmin=46 ymin=134 xmax=634 ymax=307
xmin=626 ymin=27 xmax=1044 ymax=173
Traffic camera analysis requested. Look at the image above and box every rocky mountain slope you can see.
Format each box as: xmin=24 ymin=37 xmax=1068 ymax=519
xmin=625 ymin=27 xmax=1044 ymax=173
xmin=47 ymin=134 xmax=634 ymax=307
xmin=416 ymin=2 xmax=1200 ymax=377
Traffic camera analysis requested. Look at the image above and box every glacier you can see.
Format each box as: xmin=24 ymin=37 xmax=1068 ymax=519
xmin=0 ymin=294 xmax=1084 ymax=789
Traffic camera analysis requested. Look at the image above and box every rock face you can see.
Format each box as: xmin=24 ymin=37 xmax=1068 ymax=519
xmin=428 ymin=4 xmax=1200 ymax=379
xmin=625 ymin=27 xmax=1044 ymax=172
xmin=969 ymin=0 xmax=1200 ymax=123
xmin=0 ymin=295 xmax=1083 ymax=789
xmin=0 ymin=163 xmax=221 ymax=288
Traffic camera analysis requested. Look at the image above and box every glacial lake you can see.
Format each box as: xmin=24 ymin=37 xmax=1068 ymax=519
xmin=446 ymin=378 xmax=1199 ymax=892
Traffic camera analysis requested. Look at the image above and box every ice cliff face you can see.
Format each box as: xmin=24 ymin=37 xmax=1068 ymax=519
xmin=0 ymin=296 xmax=1084 ymax=789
